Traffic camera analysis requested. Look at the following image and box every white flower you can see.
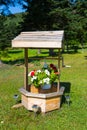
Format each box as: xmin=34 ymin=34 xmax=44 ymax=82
xmin=39 ymin=80 xmax=43 ymax=84
xmin=36 ymin=70 xmax=41 ymax=73
xmin=31 ymin=76 xmax=37 ymax=82
xmin=28 ymin=71 xmax=32 ymax=76
xmin=43 ymin=77 xmax=50 ymax=84
xmin=45 ymin=69 xmax=50 ymax=76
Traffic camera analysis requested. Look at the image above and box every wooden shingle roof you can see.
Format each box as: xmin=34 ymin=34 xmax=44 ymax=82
xmin=12 ymin=31 xmax=64 ymax=49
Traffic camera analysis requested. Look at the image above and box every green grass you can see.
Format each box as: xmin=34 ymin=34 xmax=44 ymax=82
xmin=0 ymin=49 xmax=87 ymax=130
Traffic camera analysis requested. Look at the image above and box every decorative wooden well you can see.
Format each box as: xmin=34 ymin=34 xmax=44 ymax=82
xmin=12 ymin=31 xmax=64 ymax=113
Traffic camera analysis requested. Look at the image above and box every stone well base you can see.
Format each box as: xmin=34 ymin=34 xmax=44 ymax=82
xmin=19 ymin=87 xmax=64 ymax=113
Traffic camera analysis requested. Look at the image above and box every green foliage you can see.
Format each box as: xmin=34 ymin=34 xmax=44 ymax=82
xmin=0 ymin=14 xmax=23 ymax=50
xmin=52 ymin=0 xmax=87 ymax=44
xmin=22 ymin=0 xmax=55 ymax=31
xmin=0 ymin=15 xmax=8 ymax=50
xmin=1 ymin=0 xmax=87 ymax=51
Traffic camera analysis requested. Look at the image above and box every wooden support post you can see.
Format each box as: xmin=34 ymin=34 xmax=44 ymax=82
xmin=24 ymin=48 xmax=28 ymax=90
xmin=57 ymin=49 xmax=60 ymax=92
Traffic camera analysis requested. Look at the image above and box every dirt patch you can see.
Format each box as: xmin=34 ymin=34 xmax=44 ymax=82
xmin=28 ymin=63 xmax=34 ymax=67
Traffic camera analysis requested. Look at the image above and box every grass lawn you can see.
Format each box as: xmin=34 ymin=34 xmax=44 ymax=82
xmin=0 ymin=49 xmax=87 ymax=130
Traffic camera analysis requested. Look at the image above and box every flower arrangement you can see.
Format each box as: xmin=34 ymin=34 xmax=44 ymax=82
xmin=28 ymin=63 xmax=59 ymax=88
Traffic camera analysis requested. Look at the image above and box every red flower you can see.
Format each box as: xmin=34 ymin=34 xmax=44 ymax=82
xmin=31 ymin=71 xmax=35 ymax=76
xmin=50 ymin=64 xmax=58 ymax=72
xmin=28 ymin=71 xmax=35 ymax=77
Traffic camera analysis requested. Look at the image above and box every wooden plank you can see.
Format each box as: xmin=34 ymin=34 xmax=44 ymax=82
xmin=14 ymin=36 xmax=62 ymax=41
xmin=27 ymin=56 xmax=63 ymax=60
xmin=57 ymin=49 xmax=61 ymax=91
xmin=11 ymin=103 xmax=23 ymax=108
xmin=19 ymin=87 xmax=64 ymax=99
xmin=12 ymin=41 xmax=62 ymax=48
xmin=46 ymin=97 xmax=60 ymax=112
xmin=21 ymin=31 xmax=64 ymax=35
xmin=24 ymin=48 xmax=28 ymax=90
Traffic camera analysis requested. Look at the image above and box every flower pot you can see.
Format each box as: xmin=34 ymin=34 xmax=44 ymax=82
xmin=42 ymin=84 xmax=51 ymax=90
xmin=30 ymin=84 xmax=57 ymax=94
xmin=30 ymin=84 xmax=51 ymax=94
xmin=30 ymin=85 xmax=40 ymax=93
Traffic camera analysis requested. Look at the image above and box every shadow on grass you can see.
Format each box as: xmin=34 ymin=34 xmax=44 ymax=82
xmin=8 ymin=49 xmax=22 ymax=54
xmin=2 ymin=58 xmax=25 ymax=65
xmin=41 ymin=50 xmax=59 ymax=56
xmin=60 ymin=82 xmax=71 ymax=93
xmin=2 ymin=54 xmax=60 ymax=65
xmin=60 ymin=82 xmax=71 ymax=106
